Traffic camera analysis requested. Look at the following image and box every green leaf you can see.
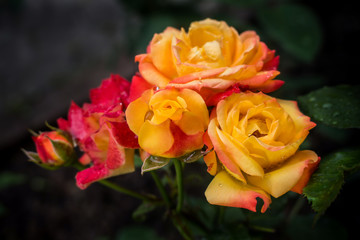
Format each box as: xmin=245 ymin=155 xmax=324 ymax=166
xmin=49 ymin=139 xmax=77 ymax=166
xmin=141 ymin=155 xmax=171 ymax=174
xmin=132 ymin=201 xmax=158 ymax=222
xmin=179 ymin=149 xmax=209 ymax=163
xmin=134 ymin=154 xmax=143 ymax=168
xmin=257 ymin=4 xmax=322 ymax=63
xmin=303 ymin=149 xmax=360 ymax=215
xmin=22 ymin=149 xmax=60 ymax=170
xmin=298 ymin=85 xmax=360 ymax=128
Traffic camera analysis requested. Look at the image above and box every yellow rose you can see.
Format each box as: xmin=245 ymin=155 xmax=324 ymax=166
xmin=125 ymin=88 xmax=209 ymax=158
xmin=204 ymin=91 xmax=319 ymax=212
xmin=135 ymin=18 xmax=283 ymax=101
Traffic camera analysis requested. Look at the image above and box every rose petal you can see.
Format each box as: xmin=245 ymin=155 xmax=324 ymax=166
xmin=129 ymin=73 xmax=154 ymax=102
xmin=138 ymin=120 xmax=174 ymax=156
xmin=247 ymin=150 xmax=319 ymax=198
xmin=207 ymin=119 xmax=246 ymax=182
xmin=205 ymin=171 xmax=271 ymax=213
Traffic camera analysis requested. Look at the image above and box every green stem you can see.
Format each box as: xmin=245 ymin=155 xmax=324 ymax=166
xmin=172 ymin=212 xmax=193 ymax=240
xmin=288 ymin=196 xmax=306 ymax=222
xmin=72 ymin=162 xmax=154 ymax=203
xmin=249 ymin=225 xmax=276 ymax=233
xmin=173 ymin=159 xmax=184 ymax=213
xmin=98 ymin=179 xmax=154 ymax=202
xmin=217 ymin=206 xmax=225 ymax=225
xmin=150 ymin=171 xmax=171 ymax=208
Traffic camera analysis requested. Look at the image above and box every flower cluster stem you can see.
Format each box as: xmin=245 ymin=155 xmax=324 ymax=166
xmin=72 ymin=162 xmax=154 ymax=203
xmin=173 ymin=159 xmax=184 ymax=213
xmin=98 ymin=179 xmax=153 ymax=202
xmin=150 ymin=171 xmax=171 ymax=208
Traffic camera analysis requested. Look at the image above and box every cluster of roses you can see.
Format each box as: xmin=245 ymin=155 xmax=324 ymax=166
xmin=27 ymin=19 xmax=319 ymax=213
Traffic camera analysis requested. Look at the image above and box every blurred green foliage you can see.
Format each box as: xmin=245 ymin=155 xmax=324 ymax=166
xmin=298 ymin=85 xmax=360 ymax=128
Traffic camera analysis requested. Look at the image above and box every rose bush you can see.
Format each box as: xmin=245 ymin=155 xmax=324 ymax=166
xmin=58 ymin=74 xmax=139 ymax=189
xmin=135 ymin=18 xmax=283 ymax=101
xmin=125 ymin=88 xmax=209 ymax=158
xmin=204 ymin=91 xmax=319 ymax=212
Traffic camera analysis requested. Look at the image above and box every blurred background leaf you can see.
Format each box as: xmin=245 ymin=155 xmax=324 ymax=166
xmin=258 ymin=3 xmax=322 ymax=63
xmin=298 ymin=85 xmax=360 ymax=128
xmin=116 ymin=225 xmax=165 ymax=240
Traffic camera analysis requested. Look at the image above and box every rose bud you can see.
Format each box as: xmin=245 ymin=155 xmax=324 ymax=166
xmin=24 ymin=130 xmax=75 ymax=169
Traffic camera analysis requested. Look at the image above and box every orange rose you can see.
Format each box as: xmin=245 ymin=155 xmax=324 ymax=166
xmin=204 ymin=91 xmax=319 ymax=212
xmin=125 ymin=88 xmax=209 ymax=158
xmin=135 ymin=18 xmax=283 ymax=101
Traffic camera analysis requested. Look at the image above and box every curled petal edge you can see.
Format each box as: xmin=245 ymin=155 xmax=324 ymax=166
xmin=205 ymin=171 xmax=271 ymax=213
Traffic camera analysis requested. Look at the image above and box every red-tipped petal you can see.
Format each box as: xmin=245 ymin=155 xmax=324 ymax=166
xmin=291 ymin=156 xmax=321 ymax=194
xmin=262 ymin=55 xmax=280 ymax=71
xmin=76 ymin=164 xmax=110 ymax=189
xmin=205 ymin=171 xmax=271 ymax=213
xmin=109 ymin=121 xmax=140 ymax=149
xmin=170 ymin=67 xmax=226 ymax=84
xmin=260 ymin=80 xmax=284 ymax=93
xmin=129 ymin=73 xmax=154 ymax=102
xmin=90 ymin=74 xmax=130 ymax=107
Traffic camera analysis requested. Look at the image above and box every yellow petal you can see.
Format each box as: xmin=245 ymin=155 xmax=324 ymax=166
xmin=277 ymin=99 xmax=316 ymax=134
xmin=179 ymin=88 xmax=209 ymax=128
xmin=216 ymin=128 xmax=264 ymax=177
xmin=243 ymin=136 xmax=303 ymax=169
xmin=208 ymin=118 xmax=246 ymax=182
xmin=138 ymin=120 xmax=174 ymax=156
xmin=247 ymin=150 xmax=319 ymax=198
xmin=174 ymin=111 xmax=204 ymax=135
xmin=138 ymin=57 xmax=171 ymax=88
xmin=205 ymin=171 xmax=271 ymax=213
xmin=125 ymin=96 xmax=150 ymax=135
xmin=150 ymin=28 xmax=180 ymax=79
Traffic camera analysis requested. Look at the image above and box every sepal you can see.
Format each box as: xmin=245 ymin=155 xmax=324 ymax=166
xmin=141 ymin=155 xmax=171 ymax=174
xmin=178 ymin=148 xmax=211 ymax=163
xmin=22 ymin=149 xmax=61 ymax=170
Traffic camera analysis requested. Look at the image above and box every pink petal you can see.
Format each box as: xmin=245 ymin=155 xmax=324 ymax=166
xmin=129 ymin=73 xmax=154 ymax=102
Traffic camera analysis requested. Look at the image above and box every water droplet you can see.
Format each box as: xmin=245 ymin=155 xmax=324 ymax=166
xmin=218 ymin=184 xmax=223 ymax=187
xmin=322 ymin=103 xmax=332 ymax=108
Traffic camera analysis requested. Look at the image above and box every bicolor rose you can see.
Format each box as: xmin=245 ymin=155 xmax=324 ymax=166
xmin=30 ymin=131 xmax=75 ymax=167
xmin=58 ymin=74 xmax=139 ymax=189
xmin=125 ymin=88 xmax=209 ymax=158
xmin=204 ymin=91 xmax=319 ymax=212
xmin=135 ymin=18 xmax=283 ymax=101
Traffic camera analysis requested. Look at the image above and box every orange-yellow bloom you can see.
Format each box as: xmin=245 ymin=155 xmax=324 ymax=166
xmin=204 ymin=91 xmax=319 ymax=212
xmin=125 ymin=88 xmax=209 ymax=158
xmin=136 ymin=18 xmax=283 ymax=101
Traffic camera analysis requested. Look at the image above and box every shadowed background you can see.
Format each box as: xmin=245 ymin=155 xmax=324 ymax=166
xmin=1 ymin=0 xmax=359 ymax=239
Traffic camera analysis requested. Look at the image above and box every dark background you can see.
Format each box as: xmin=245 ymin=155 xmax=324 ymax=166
xmin=1 ymin=0 xmax=359 ymax=239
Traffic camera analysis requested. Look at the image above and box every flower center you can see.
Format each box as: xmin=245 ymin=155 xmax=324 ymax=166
xmin=150 ymin=96 xmax=187 ymax=124
xmin=246 ymin=118 xmax=269 ymax=138
xmin=203 ymin=40 xmax=222 ymax=61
